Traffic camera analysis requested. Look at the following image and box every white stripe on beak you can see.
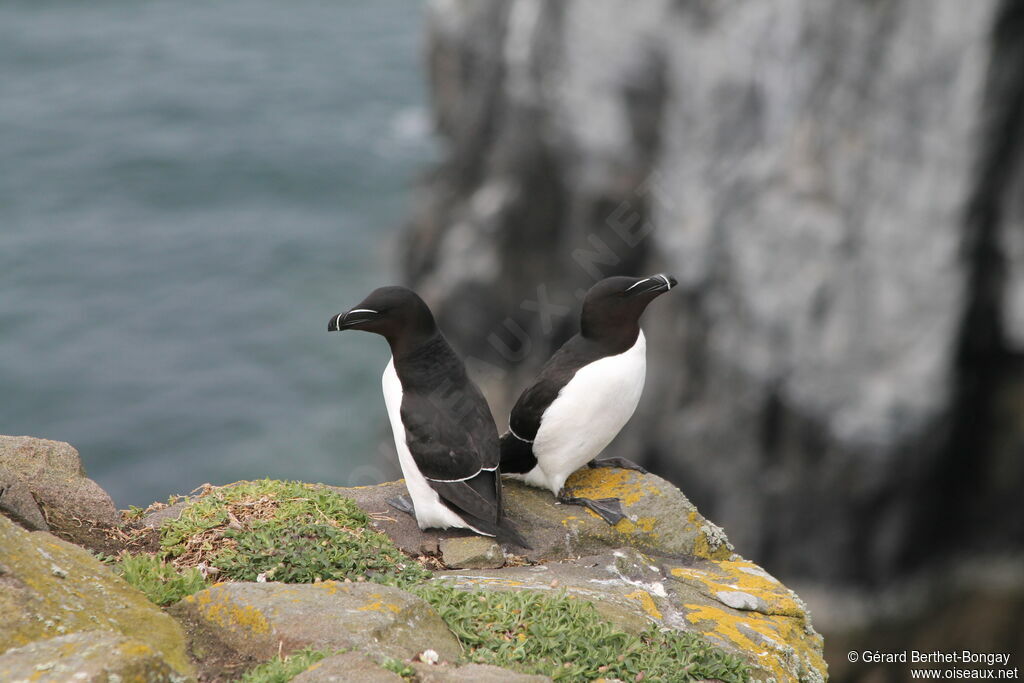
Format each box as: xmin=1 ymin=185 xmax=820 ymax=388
xmin=658 ymin=274 xmax=672 ymax=290
xmin=624 ymin=278 xmax=652 ymax=292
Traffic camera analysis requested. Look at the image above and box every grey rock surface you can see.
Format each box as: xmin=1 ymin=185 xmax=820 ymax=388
xmin=140 ymin=500 xmax=188 ymax=528
xmin=405 ymin=0 xmax=1024 ymax=585
xmin=0 ymin=435 xmax=119 ymax=549
xmin=431 ymin=548 xmax=824 ymax=682
xmin=0 ymin=466 xmax=48 ymax=531
xmin=169 ymin=581 xmax=461 ymax=665
xmin=292 ymin=652 xmax=405 ymax=683
xmin=0 ymin=515 xmax=193 ymax=677
xmin=438 ymin=536 xmax=504 ymax=569
xmin=331 ymin=468 xmax=733 ymax=564
xmin=412 ymin=662 xmax=553 ymax=683
xmin=0 ymin=631 xmax=182 ymax=683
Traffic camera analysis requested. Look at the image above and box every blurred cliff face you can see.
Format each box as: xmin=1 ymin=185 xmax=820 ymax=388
xmin=404 ymin=0 xmax=1024 ymax=669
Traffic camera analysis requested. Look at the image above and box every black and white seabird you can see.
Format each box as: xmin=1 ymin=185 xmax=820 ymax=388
xmin=329 ymin=286 xmax=528 ymax=547
xmin=500 ymin=274 xmax=678 ymax=525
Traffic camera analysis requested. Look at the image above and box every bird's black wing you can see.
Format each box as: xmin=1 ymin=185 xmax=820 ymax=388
xmin=400 ymin=387 xmax=502 ymax=525
xmin=502 ymin=335 xmax=610 ymax=473
xmin=508 ymin=375 xmax=565 ymax=443
xmin=500 ymin=374 xmax=563 ymax=474
xmin=509 ymin=334 xmax=608 ymax=439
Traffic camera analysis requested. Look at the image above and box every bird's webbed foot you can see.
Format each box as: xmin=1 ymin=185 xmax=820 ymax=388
xmin=387 ymin=495 xmax=416 ymax=517
xmin=588 ymin=456 xmax=648 ymax=474
xmin=556 ymin=489 xmax=626 ymax=525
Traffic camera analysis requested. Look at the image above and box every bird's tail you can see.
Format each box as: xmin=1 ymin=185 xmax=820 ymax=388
xmin=496 ymin=518 xmax=531 ymax=549
xmin=460 ymin=511 xmax=532 ymax=549
xmin=490 ymin=517 xmax=532 ymax=549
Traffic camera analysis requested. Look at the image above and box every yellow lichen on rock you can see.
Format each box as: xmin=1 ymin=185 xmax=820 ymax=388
xmin=0 ymin=631 xmax=177 ymax=682
xmin=455 ymin=576 xmax=526 ymax=588
xmin=670 ymin=561 xmax=804 ymax=618
xmin=560 ymin=515 xmax=584 ymax=529
xmin=118 ymin=641 xmax=156 ymax=659
xmin=686 ymin=510 xmax=733 ymax=560
xmin=614 ymin=516 xmax=658 ymax=535
xmin=625 ymin=589 xmax=663 ymax=620
xmin=192 ymin=587 xmax=271 ymax=635
xmin=357 ymin=596 xmax=403 ymax=614
xmin=564 ymin=468 xmax=662 ymax=507
xmin=0 ymin=516 xmax=193 ymax=676
xmin=683 ymin=603 xmax=826 ymax=682
xmin=172 ymin=581 xmax=463 ymax=665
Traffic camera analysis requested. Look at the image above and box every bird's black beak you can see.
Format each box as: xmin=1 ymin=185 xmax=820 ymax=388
xmin=327 ymin=308 xmax=378 ymax=332
xmin=626 ymin=273 xmax=678 ymax=297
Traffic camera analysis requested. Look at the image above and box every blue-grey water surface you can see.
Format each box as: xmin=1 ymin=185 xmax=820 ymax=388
xmin=0 ymin=0 xmax=435 ymax=507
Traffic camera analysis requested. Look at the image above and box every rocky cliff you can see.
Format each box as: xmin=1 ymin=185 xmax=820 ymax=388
xmin=404 ymin=0 xmax=1024 ymax=595
xmin=1 ymin=435 xmax=826 ymax=682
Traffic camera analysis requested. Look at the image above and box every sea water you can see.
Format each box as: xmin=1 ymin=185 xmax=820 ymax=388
xmin=0 ymin=0 xmax=435 ymax=506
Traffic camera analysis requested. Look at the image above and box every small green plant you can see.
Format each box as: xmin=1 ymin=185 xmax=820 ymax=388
xmin=148 ymin=478 xmax=749 ymax=680
xmin=633 ymin=626 xmax=752 ymax=682
xmin=159 ymin=479 xmax=430 ymax=587
xmin=413 ymin=584 xmax=750 ymax=682
xmin=239 ymin=647 xmax=333 ymax=683
xmin=380 ymin=657 xmax=416 ymax=679
xmin=114 ymin=554 xmax=207 ymax=606
xmin=93 ymin=551 xmax=117 ymax=565
xmin=122 ymin=505 xmax=146 ymax=522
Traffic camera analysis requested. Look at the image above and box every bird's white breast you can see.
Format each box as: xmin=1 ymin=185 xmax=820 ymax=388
xmin=381 ymin=358 xmax=483 ymax=532
xmin=530 ymin=331 xmax=647 ymax=493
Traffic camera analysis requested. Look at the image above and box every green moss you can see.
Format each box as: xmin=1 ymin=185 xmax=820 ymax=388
xmin=143 ymin=479 xmax=750 ymax=680
xmin=159 ymin=480 xmax=430 ymax=587
xmin=114 ymin=554 xmax=208 ymax=606
xmin=412 ymin=584 xmax=750 ymax=682
xmin=239 ymin=647 xmax=333 ymax=683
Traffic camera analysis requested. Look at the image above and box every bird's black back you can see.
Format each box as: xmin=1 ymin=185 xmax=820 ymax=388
xmin=501 ymin=333 xmax=627 ymax=473
xmin=393 ymin=333 xmax=503 ymax=523
xmin=394 ymin=335 xmax=500 ymax=468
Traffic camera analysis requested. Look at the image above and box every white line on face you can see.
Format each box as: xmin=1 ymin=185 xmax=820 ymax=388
xmin=347 ymin=308 xmax=378 ymax=315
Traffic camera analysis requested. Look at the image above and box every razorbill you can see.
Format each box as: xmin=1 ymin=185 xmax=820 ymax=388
xmin=499 ymin=274 xmax=678 ymax=524
xmin=329 ymin=286 xmax=528 ymax=547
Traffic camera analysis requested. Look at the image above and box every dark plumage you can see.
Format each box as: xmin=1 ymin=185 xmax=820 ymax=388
xmin=500 ymin=274 xmax=677 ymax=524
xmin=329 ymin=286 xmax=528 ymax=547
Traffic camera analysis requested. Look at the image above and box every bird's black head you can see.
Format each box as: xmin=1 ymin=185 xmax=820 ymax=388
xmin=328 ymin=286 xmax=438 ymax=355
xmin=580 ymin=274 xmax=677 ymax=343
